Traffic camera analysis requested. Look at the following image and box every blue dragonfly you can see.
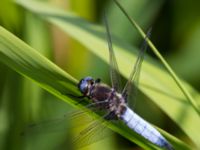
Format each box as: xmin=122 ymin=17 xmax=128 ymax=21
xmin=75 ymin=13 xmax=174 ymax=150
xmin=21 ymin=13 xmax=174 ymax=150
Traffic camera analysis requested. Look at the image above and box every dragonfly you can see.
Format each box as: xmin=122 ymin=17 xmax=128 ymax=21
xmin=75 ymin=14 xmax=174 ymax=150
xmin=21 ymin=14 xmax=174 ymax=150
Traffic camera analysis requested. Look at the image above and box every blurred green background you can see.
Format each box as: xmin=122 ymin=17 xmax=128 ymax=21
xmin=0 ymin=0 xmax=200 ymax=150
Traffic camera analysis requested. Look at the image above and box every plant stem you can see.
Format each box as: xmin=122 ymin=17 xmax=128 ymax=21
xmin=113 ymin=0 xmax=200 ymax=116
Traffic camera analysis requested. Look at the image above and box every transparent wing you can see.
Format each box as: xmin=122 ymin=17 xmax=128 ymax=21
xmin=72 ymin=116 xmax=113 ymax=148
xmin=20 ymin=110 xmax=90 ymax=137
xmin=103 ymin=12 xmax=122 ymax=92
xmin=20 ymin=99 xmax=110 ymax=136
xmin=122 ymin=28 xmax=152 ymax=103
xmin=20 ymin=104 xmax=113 ymax=148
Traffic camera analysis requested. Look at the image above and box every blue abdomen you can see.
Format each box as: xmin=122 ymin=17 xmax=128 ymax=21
xmin=120 ymin=107 xmax=173 ymax=150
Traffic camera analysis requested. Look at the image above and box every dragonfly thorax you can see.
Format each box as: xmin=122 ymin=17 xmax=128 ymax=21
xmin=78 ymin=77 xmax=127 ymax=119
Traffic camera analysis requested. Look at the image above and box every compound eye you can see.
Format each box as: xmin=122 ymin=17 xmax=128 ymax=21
xmin=78 ymin=77 xmax=94 ymax=94
xmin=79 ymin=80 xmax=88 ymax=93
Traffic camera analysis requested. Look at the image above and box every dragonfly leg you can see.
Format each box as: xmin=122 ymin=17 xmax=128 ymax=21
xmin=104 ymin=111 xmax=117 ymax=120
xmin=95 ymin=78 xmax=101 ymax=83
xmin=65 ymin=93 xmax=86 ymax=105
xmin=75 ymin=95 xmax=87 ymax=105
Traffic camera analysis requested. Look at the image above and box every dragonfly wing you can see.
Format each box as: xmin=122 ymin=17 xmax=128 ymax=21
xmin=122 ymin=28 xmax=152 ymax=104
xmin=72 ymin=114 xmax=113 ymax=148
xmin=20 ymin=105 xmax=113 ymax=147
xmin=104 ymin=12 xmax=122 ymax=92
xmin=20 ymin=107 xmax=97 ymax=137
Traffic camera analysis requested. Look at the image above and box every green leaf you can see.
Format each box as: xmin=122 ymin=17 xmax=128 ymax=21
xmin=112 ymin=0 xmax=200 ymax=118
xmin=0 ymin=25 xmax=161 ymax=150
xmin=0 ymin=26 xmax=77 ymax=106
xmin=0 ymin=0 xmax=198 ymax=149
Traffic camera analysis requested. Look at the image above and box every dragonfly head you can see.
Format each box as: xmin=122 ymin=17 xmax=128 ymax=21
xmin=78 ymin=77 xmax=94 ymax=95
